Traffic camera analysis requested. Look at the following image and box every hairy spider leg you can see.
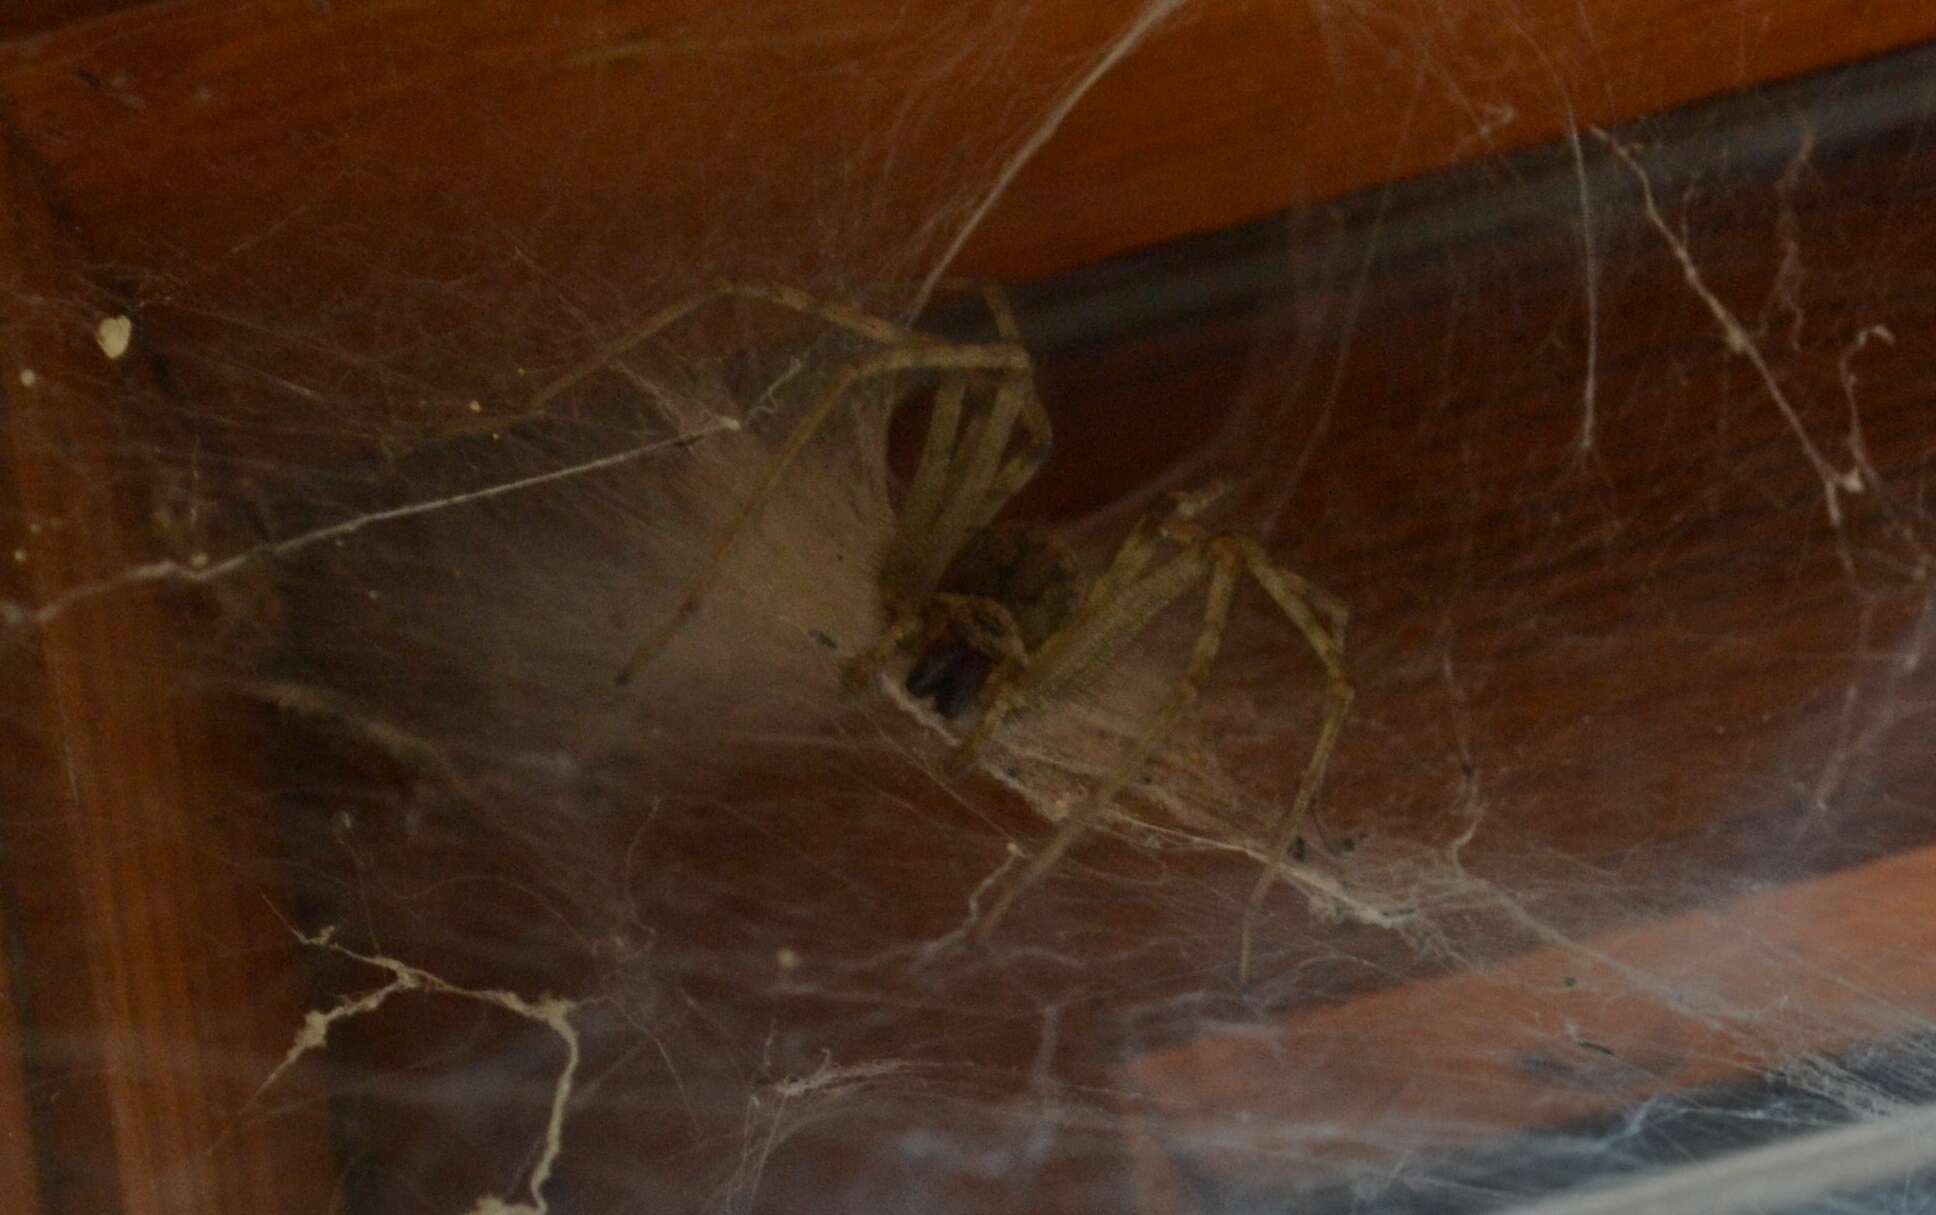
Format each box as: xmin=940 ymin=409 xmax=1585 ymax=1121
xmin=948 ymin=486 xmax=1226 ymax=771
xmin=955 ymin=496 xmax=1351 ymax=984
xmin=850 ymin=291 xmax=1053 ymax=692
xmin=884 ymin=283 xmax=1050 ymax=601
xmin=1230 ymin=539 xmax=1352 ymax=984
xmin=1077 ymin=482 xmax=1231 ymax=617
xmin=843 ymin=369 xmax=1051 ymax=693
xmin=892 ymin=376 xmax=968 ymax=576
xmin=531 ymin=281 xmax=915 ymax=414
xmin=565 ymin=282 xmax=1037 ymax=684
xmin=973 ymin=537 xmax=1239 ymax=941
xmin=616 ymin=338 xmax=1029 ymax=685
xmin=958 ymin=286 xmax=1056 ymax=540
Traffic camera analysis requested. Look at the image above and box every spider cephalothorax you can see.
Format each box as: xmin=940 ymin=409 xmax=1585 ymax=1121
xmin=602 ymin=282 xmax=1351 ymax=981
xmin=904 ymin=522 xmax=1084 ymax=719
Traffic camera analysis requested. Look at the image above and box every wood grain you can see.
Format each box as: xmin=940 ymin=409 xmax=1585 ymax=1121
xmin=0 ymin=149 xmax=334 ymax=1215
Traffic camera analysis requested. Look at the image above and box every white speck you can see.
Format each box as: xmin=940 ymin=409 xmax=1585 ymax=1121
xmin=11 ymin=548 xmax=25 ymax=565
xmin=96 ymin=315 xmax=133 ymax=360
xmin=467 ymin=400 xmax=483 ymax=413
xmin=18 ymin=369 xmax=37 ymax=388
xmin=776 ymin=947 xmax=801 ymax=970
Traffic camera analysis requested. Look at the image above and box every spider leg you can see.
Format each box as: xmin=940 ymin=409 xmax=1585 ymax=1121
xmin=617 ymin=338 xmax=1028 ymax=685
xmin=961 ymin=380 xmax=1054 ymax=544
xmin=963 ymin=287 xmax=1055 ymax=538
xmin=881 ymin=285 xmax=1050 ymax=639
xmin=1227 ymin=538 xmax=1353 ymax=984
xmin=573 ymin=282 xmax=1050 ymax=687
xmin=894 ymin=377 xmax=968 ymax=575
xmin=1078 ymin=482 xmax=1230 ymax=617
xmin=851 ymin=373 xmax=970 ymax=693
xmin=973 ymin=541 xmax=1241 ymax=942
xmin=1256 ymin=557 xmax=1349 ymax=640
xmin=531 ymin=281 xmax=921 ymax=414
xmin=949 ymin=487 xmax=1219 ymax=771
xmin=841 ymin=611 xmax=922 ymax=694
xmin=902 ymin=374 xmax=1051 ymax=599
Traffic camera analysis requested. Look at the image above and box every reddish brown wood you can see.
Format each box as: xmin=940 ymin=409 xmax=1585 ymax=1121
xmin=1 ymin=0 xmax=1931 ymax=292
xmin=0 ymin=1 xmax=142 ymax=41
xmin=0 ymin=0 xmax=1926 ymax=470
xmin=1128 ymin=842 xmax=1936 ymax=1204
xmin=0 ymin=899 xmax=43 ymax=1214
xmin=0 ymin=148 xmax=334 ymax=1215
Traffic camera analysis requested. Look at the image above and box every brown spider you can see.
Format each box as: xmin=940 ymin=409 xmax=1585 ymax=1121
xmin=575 ymin=282 xmax=1352 ymax=980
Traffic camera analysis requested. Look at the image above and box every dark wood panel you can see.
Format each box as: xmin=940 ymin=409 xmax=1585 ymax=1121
xmin=0 ymin=899 xmax=42 ymax=1215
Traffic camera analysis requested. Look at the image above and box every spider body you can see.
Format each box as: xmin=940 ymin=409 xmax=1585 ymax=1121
xmin=593 ymin=282 xmax=1352 ymax=981
xmin=904 ymin=521 xmax=1083 ymax=719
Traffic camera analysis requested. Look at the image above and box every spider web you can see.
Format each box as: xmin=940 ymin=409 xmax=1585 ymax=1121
xmin=4 ymin=4 xmax=1936 ymax=1214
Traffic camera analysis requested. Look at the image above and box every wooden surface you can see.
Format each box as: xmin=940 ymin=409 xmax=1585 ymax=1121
xmin=0 ymin=897 xmax=42 ymax=1215
xmin=201 ymin=43 xmax=1936 ymax=1211
xmin=0 ymin=0 xmax=1927 ymax=471
xmin=1059 ymin=51 xmax=1936 ymax=1205
xmin=2 ymin=3 xmax=1935 ymax=1214
xmin=1128 ymin=842 xmax=1936 ymax=1206
xmin=0 ymin=148 xmax=334 ymax=1213
xmin=0 ymin=0 xmax=1933 ymax=288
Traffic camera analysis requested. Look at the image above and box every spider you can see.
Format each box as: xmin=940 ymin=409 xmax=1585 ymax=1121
xmin=568 ymin=281 xmax=1353 ymax=980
